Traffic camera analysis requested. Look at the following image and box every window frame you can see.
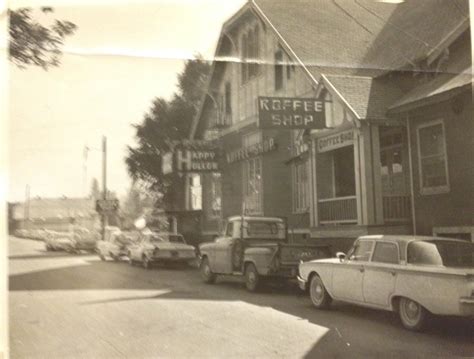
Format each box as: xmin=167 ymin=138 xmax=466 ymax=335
xmin=371 ymin=241 xmax=400 ymax=265
xmin=416 ymin=119 xmax=450 ymax=195
xmin=348 ymin=239 xmax=375 ymax=262
xmin=274 ymin=49 xmax=284 ymax=91
xmin=292 ymin=159 xmax=310 ymax=214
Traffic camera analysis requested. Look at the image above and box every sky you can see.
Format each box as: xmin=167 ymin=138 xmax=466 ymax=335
xmin=7 ymin=0 xmax=246 ymax=202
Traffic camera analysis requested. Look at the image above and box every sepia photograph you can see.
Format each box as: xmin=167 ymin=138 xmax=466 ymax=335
xmin=2 ymin=0 xmax=474 ymax=358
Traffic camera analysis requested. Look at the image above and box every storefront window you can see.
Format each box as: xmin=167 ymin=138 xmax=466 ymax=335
xmin=293 ymin=160 xmax=309 ymax=213
xmin=210 ymin=173 xmax=221 ymax=218
xmin=189 ymin=174 xmax=202 ymax=210
xmin=416 ymin=120 xmax=449 ymax=194
xmin=243 ymin=157 xmax=262 ymax=214
xmin=333 ymin=146 xmax=355 ymax=197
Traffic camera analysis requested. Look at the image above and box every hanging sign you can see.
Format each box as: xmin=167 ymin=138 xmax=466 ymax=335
xmin=161 ymin=142 xmax=220 ymax=173
xmin=257 ymin=97 xmax=326 ymax=129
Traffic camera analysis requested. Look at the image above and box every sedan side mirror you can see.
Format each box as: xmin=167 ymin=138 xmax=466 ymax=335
xmin=336 ymin=252 xmax=346 ymax=262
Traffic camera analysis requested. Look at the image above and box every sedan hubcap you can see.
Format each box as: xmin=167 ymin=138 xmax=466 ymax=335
xmin=405 ymin=301 xmax=420 ymax=320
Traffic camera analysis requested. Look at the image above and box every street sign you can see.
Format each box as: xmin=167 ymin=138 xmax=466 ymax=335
xmin=257 ymin=96 xmax=326 ymax=129
xmin=96 ymin=199 xmax=119 ymax=213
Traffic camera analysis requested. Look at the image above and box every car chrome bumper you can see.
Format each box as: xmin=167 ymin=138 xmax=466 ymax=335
xmin=297 ymin=275 xmax=307 ymax=291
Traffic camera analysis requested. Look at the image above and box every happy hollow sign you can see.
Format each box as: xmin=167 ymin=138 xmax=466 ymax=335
xmin=162 ymin=141 xmax=220 ymax=174
xmin=257 ymin=96 xmax=326 ymax=129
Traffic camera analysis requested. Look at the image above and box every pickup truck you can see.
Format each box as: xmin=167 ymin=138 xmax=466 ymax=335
xmin=199 ymin=216 xmax=331 ymax=291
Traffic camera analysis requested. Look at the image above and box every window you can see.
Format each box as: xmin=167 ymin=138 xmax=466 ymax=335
xmin=274 ymin=50 xmax=284 ymax=91
xmin=243 ymin=132 xmax=263 ymax=214
xmin=241 ymin=25 xmax=260 ymax=84
xmin=293 ymin=161 xmax=309 ymax=213
xmin=417 ymin=120 xmax=449 ymax=194
xmin=189 ymin=174 xmax=202 ymax=210
xmin=349 ymin=240 xmax=374 ymax=262
xmin=333 ymin=146 xmax=355 ymax=197
xmin=244 ymin=157 xmax=262 ymax=215
xmin=372 ymin=242 xmax=399 ymax=264
xmin=224 ymin=82 xmax=232 ymax=115
xmin=407 ymin=240 xmax=474 ymax=268
xmin=209 ymin=173 xmax=221 ymax=218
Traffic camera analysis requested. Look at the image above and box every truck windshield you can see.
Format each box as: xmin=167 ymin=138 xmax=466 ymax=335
xmin=245 ymin=221 xmax=286 ymax=239
xmin=407 ymin=240 xmax=474 ymax=268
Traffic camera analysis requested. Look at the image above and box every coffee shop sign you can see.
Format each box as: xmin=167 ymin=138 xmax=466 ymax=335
xmin=226 ymin=138 xmax=277 ymax=164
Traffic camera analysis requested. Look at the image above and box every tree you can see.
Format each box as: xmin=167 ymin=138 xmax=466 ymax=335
xmin=125 ymin=57 xmax=211 ymax=209
xmin=9 ymin=7 xmax=77 ymax=69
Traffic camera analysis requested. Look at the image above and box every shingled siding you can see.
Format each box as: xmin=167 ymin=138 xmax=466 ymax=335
xmin=407 ymin=91 xmax=473 ymax=236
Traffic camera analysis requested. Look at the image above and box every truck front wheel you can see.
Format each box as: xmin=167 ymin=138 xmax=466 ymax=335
xmin=245 ymin=263 xmax=260 ymax=292
xmin=200 ymin=257 xmax=216 ymax=284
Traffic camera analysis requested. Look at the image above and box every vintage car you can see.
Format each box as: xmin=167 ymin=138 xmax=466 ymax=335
xmin=127 ymin=230 xmax=197 ymax=269
xmin=45 ymin=228 xmax=99 ymax=253
xmin=298 ymin=235 xmax=474 ymax=331
xmin=199 ymin=216 xmax=331 ymax=291
xmin=96 ymin=226 xmax=137 ymax=261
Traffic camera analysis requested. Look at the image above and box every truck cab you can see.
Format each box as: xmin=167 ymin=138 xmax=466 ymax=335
xmin=199 ymin=216 xmax=330 ymax=291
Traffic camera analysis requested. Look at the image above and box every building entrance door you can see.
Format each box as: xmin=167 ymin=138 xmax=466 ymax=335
xmin=379 ymin=127 xmax=410 ymax=222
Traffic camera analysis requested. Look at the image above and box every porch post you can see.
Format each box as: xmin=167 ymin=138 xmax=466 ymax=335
xmin=354 ymin=129 xmax=363 ymax=225
xmin=309 ymin=138 xmax=319 ymax=227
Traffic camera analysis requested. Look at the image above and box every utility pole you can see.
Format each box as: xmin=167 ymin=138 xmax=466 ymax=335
xmin=101 ymin=136 xmax=107 ymax=240
xmin=24 ymin=184 xmax=30 ymax=230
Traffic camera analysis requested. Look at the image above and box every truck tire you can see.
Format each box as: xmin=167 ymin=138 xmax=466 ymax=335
xmin=200 ymin=257 xmax=216 ymax=284
xmin=245 ymin=263 xmax=260 ymax=292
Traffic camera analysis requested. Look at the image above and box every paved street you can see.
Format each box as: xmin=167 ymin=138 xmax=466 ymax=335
xmin=8 ymin=236 xmax=474 ymax=358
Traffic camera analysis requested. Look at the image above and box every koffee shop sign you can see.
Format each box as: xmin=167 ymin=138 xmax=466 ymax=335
xmin=257 ymin=96 xmax=325 ymax=129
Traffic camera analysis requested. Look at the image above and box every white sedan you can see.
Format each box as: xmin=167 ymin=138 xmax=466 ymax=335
xmin=128 ymin=231 xmax=197 ymax=269
xmin=298 ymin=235 xmax=474 ymax=331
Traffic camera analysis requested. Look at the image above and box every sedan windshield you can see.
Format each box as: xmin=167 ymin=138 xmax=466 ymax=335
xmin=148 ymin=234 xmax=185 ymax=244
xmin=407 ymin=240 xmax=474 ymax=268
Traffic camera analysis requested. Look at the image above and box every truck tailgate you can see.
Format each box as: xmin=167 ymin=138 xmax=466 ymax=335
xmin=279 ymin=244 xmax=331 ymax=265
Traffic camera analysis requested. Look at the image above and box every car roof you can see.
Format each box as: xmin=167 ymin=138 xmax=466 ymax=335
xmin=357 ymin=234 xmax=469 ymax=244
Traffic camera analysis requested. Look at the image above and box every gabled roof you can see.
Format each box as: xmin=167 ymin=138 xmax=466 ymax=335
xmin=389 ymin=66 xmax=472 ymax=112
xmin=191 ymin=0 xmax=470 ymax=137
xmin=254 ymin=0 xmax=469 ymax=77
xmin=322 ymin=74 xmax=404 ymax=120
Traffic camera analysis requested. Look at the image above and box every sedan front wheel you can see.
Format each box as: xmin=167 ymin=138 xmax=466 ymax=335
xmin=309 ymin=275 xmax=332 ymax=309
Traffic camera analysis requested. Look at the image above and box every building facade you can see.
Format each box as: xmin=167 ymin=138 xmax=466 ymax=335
xmin=188 ymin=0 xmax=473 ymax=250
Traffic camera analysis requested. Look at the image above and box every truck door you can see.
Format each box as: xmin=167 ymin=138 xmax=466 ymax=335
xmin=213 ymin=222 xmax=235 ymax=273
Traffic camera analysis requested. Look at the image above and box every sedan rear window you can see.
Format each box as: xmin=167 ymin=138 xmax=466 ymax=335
xmin=407 ymin=240 xmax=474 ymax=268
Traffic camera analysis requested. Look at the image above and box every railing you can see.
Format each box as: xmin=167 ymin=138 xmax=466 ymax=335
xmin=383 ymin=195 xmax=411 ymax=222
xmin=319 ymin=196 xmax=358 ymax=224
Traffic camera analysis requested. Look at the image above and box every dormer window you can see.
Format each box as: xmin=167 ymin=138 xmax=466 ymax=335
xmin=241 ymin=25 xmax=260 ymax=84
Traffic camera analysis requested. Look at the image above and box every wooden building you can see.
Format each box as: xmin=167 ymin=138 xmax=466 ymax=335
xmin=188 ymin=0 xmax=472 ymax=250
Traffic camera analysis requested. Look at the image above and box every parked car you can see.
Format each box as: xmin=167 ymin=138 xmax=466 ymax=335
xmin=45 ymin=228 xmax=99 ymax=253
xmin=128 ymin=230 xmax=197 ymax=269
xmin=199 ymin=216 xmax=331 ymax=291
xmin=298 ymin=235 xmax=474 ymax=331
xmin=96 ymin=226 xmax=137 ymax=261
